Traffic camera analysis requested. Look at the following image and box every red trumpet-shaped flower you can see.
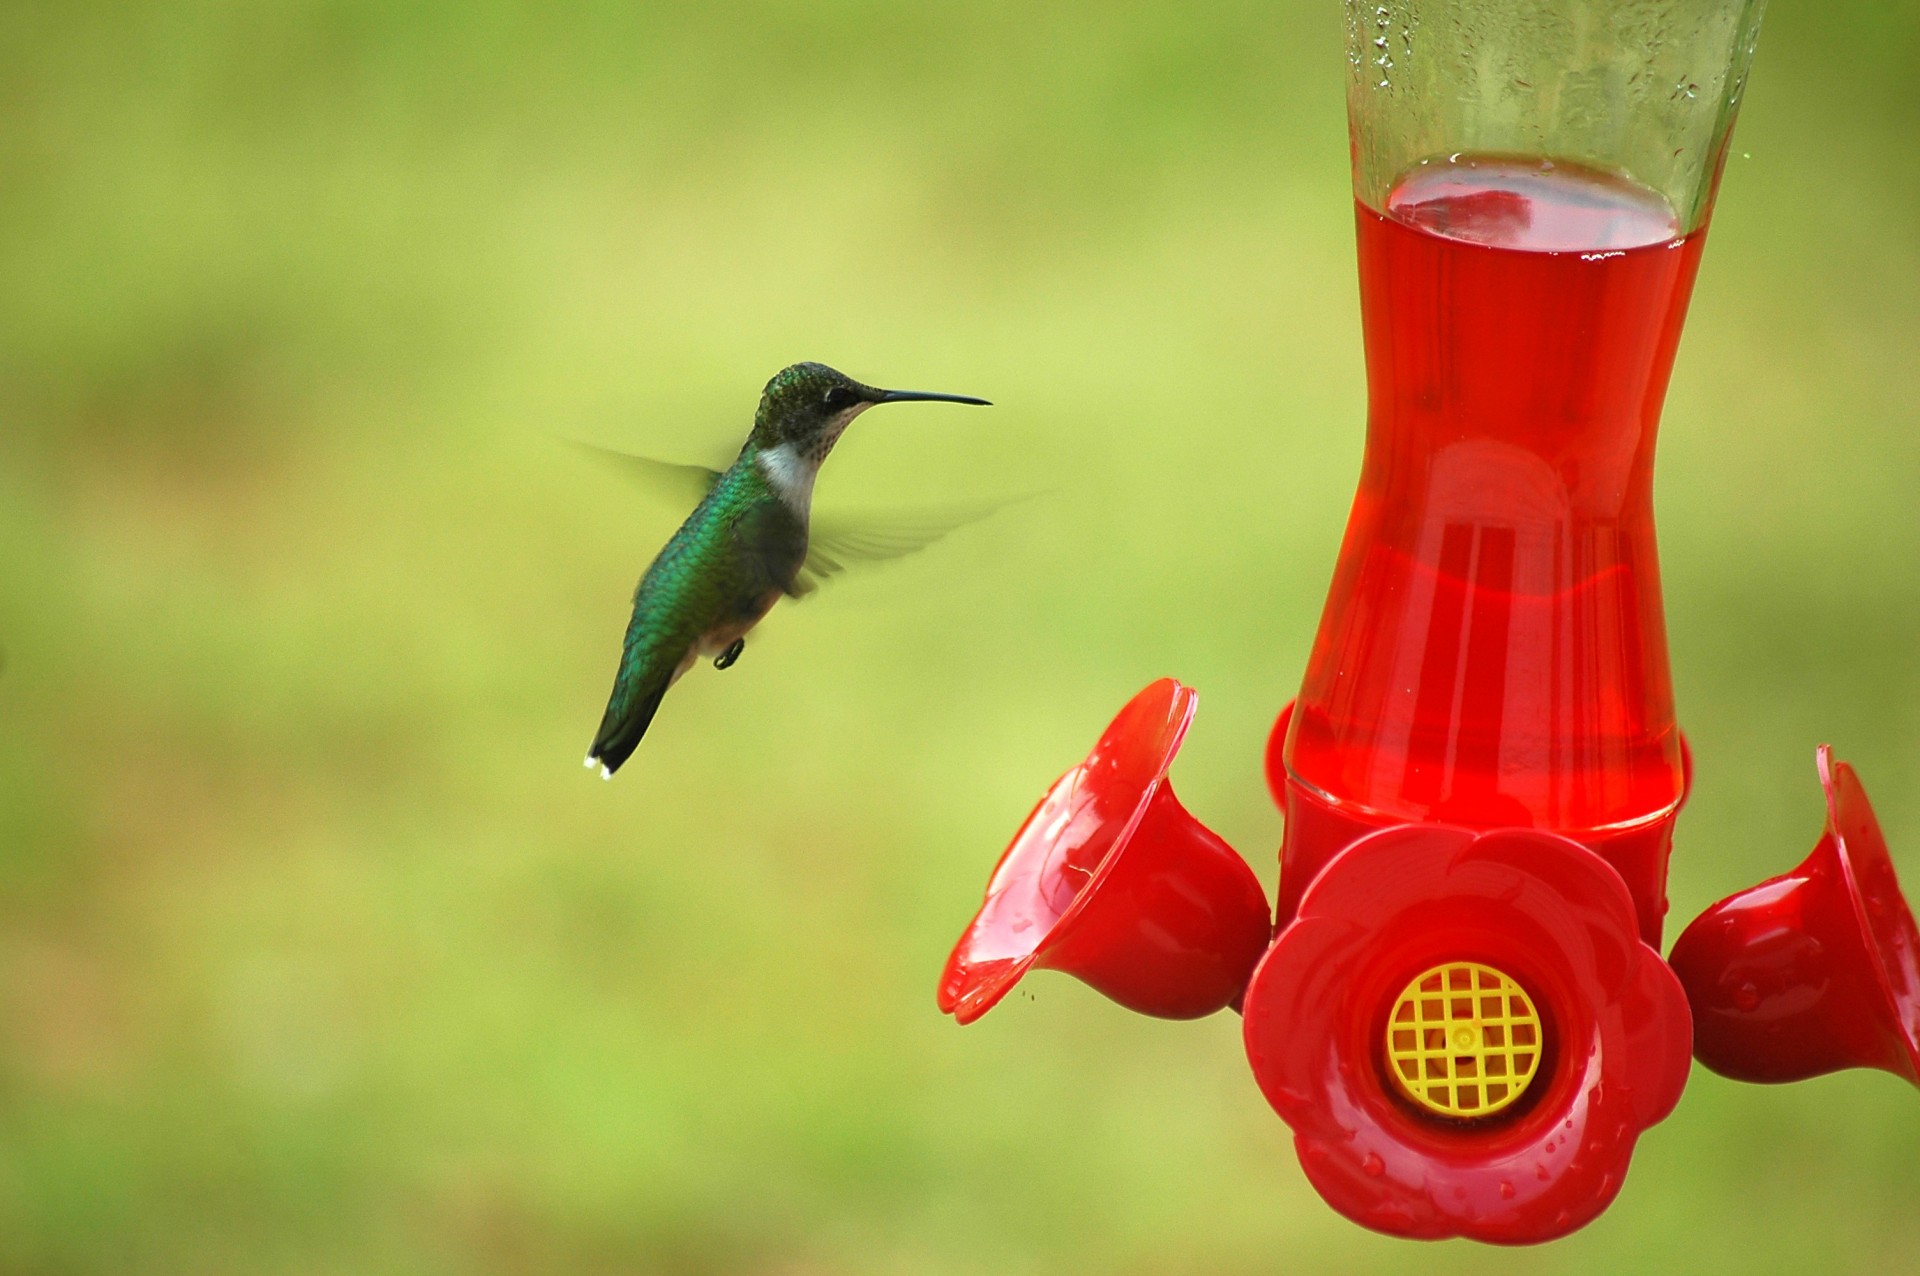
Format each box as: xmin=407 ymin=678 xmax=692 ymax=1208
xmin=1670 ymin=746 xmax=1920 ymax=1087
xmin=1242 ymin=824 xmax=1691 ymax=1244
xmin=939 ymin=679 xmax=1271 ymax=1025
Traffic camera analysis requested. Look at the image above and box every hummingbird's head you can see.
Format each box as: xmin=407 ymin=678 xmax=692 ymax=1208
xmin=748 ymin=362 xmax=990 ymax=469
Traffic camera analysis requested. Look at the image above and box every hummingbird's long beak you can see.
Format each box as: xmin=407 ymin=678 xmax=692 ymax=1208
xmin=877 ymin=389 xmax=992 ymax=407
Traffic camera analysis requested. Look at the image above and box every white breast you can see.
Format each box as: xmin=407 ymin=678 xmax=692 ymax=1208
xmin=756 ymin=443 xmax=818 ymax=513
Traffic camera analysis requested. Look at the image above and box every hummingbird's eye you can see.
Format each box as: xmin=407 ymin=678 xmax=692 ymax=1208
xmin=823 ymin=386 xmax=854 ymax=411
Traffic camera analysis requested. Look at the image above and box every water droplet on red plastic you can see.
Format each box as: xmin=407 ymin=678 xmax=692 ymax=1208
xmin=1499 ymin=1181 xmax=1516 ymax=1200
xmin=1733 ymin=980 xmax=1761 ymax=1011
xmin=1369 ymin=1200 xmax=1415 ymax=1229
xmin=1362 ymin=1152 xmax=1385 ymax=1177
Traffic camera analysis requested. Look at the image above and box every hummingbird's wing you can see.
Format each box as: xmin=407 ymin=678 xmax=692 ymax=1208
xmin=564 ymin=439 xmax=726 ymax=506
xmin=793 ymin=501 xmax=1007 ymax=596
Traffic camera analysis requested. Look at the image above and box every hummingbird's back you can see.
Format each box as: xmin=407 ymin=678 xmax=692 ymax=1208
xmin=587 ymin=458 xmax=806 ymax=775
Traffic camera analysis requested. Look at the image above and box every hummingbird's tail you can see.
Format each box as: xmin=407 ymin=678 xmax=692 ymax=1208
xmin=585 ymin=678 xmax=670 ymax=779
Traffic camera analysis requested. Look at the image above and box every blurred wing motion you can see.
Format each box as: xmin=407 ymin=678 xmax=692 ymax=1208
xmin=564 ymin=438 xmax=725 ymax=506
xmin=795 ymin=501 xmax=1011 ymax=595
xmin=571 ymin=436 xmax=1019 ymax=596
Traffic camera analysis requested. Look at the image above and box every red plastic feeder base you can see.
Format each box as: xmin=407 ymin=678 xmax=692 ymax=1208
xmin=1242 ymin=823 xmax=1691 ymax=1244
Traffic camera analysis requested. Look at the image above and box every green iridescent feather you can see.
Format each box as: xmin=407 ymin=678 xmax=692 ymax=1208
xmin=588 ymin=446 xmax=805 ymax=772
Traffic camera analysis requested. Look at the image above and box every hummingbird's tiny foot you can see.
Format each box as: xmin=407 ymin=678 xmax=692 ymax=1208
xmin=714 ymin=638 xmax=745 ymax=671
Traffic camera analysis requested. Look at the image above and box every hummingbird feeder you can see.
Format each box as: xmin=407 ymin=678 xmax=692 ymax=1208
xmin=940 ymin=0 xmax=1920 ymax=1245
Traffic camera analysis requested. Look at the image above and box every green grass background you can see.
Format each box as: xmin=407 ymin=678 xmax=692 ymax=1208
xmin=2 ymin=2 xmax=1918 ymax=1272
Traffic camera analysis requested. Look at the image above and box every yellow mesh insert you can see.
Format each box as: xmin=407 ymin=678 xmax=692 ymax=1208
xmin=1385 ymin=962 xmax=1542 ymax=1119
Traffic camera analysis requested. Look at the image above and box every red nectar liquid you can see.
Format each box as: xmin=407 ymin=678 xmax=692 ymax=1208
xmin=1286 ymin=157 xmax=1703 ymax=856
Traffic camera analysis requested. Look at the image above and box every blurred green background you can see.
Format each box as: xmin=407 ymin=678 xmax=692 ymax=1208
xmin=3 ymin=2 xmax=1918 ymax=1273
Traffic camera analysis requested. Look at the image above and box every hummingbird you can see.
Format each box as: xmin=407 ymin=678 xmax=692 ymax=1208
xmin=584 ymin=361 xmax=991 ymax=778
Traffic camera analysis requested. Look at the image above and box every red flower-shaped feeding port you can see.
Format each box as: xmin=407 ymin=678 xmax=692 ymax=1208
xmin=1242 ymin=824 xmax=1691 ymax=1243
xmin=1670 ymin=746 xmax=1920 ymax=1087
xmin=938 ymin=679 xmax=1271 ymax=1025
